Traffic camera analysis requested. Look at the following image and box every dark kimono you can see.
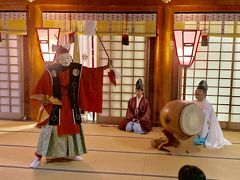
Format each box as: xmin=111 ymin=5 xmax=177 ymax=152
xmin=118 ymin=96 xmax=152 ymax=133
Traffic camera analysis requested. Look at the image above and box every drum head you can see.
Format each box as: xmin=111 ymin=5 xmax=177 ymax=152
xmin=179 ymin=103 xmax=204 ymax=136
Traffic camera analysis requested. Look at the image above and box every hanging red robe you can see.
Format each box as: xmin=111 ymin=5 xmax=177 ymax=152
xmin=79 ymin=66 xmax=104 ymax=113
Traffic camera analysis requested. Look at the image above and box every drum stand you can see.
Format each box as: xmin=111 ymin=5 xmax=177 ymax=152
xmin=151 ymin=130 xmax=201 ymax=155
xmin=163 ymin=136 xmax=201 ymax=155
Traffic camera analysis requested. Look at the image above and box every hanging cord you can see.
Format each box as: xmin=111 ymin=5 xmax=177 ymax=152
xmin=201 ymin=14 xmax=209 ymax=46
xmin=203 ymin=14 xmax=207 ymax=34
xmin=70 ymin=13 xmax=72 ymax=32
xmin=125 ymin=14 xmax=128 ymax=33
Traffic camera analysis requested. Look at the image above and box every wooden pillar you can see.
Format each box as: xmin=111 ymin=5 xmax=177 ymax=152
xmin=152 ymin=5 xmax=174 ymax=126
xmin=27 ymin=5 xmax=44 ymax=120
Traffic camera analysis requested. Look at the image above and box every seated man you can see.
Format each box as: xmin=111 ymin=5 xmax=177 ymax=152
xmin=193 ymin=80 xmax=232 ymax=148
xmin=118 ymin=79 xmax=152 ymax=134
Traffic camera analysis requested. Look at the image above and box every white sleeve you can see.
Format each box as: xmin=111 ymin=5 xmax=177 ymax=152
xmin=199 ymin=101 xmax=212 ymax=138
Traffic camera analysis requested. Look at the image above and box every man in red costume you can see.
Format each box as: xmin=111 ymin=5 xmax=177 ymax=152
xmin=118 ymin=79 xmax=152 ymax=134
xmin=30 ymin=44 xmax=108 ymax=168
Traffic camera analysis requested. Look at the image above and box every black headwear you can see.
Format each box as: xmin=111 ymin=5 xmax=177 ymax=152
xmin=197 ymin=80 xmax=208 ymax=93
xmin=136 ymin=79 xmax=144 ymax=91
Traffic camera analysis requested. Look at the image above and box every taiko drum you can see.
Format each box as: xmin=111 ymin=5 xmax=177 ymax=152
xmin=160 ymin=100 xmax=204 ymax=138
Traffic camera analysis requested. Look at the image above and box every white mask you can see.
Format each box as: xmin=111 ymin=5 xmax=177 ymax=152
xmin=56 ymin=53 xmax=72 ymax=67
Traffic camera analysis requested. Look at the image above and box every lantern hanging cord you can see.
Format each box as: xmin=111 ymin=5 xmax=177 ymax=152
xmin=203 ymin=14 xmax=207 ymax=35
xmin=125 ymin=14 xmax=128 ymax=31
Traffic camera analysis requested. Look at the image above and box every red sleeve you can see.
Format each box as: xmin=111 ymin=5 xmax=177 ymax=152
xmin=31 ymin=69 xmax=53 ymax=126
xmin=139 ymin=98 xmax=152 ymax=132
xmin=32 ymin=70 xmax=53 ymax=96
xmin=125 ymin=97 xmax=135 ymax=121
xmin=118 ymin=98 xmax=135 ymax=130
xmin=79 ymin=66 xmax=104 ymax=113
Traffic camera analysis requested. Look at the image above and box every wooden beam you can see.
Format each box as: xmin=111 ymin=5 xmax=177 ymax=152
xmin=174 ymin=5 xmax=240 ymax=12
xmin=38 ymin=5 xmax=159 ymax=12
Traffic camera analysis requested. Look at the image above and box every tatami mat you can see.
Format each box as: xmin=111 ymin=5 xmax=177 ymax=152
xmin=0 ymin=120 xmax=240 ymax=180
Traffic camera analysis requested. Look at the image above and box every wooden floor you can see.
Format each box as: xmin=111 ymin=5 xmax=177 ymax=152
xmin=0 ymin=120 xmax=240 ymax=180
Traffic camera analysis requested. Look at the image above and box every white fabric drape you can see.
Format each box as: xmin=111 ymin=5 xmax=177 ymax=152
xmin=192 ymin=99 xmax=232 ymax=149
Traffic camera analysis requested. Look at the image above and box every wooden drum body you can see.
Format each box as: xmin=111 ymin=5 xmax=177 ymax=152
xmin=160 ymin=100 xmax=204 ymax=139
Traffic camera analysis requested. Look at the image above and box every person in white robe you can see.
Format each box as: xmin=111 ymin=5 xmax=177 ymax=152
xmin=192 ymin=80 xmax=232 ymax=149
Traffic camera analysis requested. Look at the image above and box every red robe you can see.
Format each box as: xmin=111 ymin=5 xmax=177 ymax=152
xmin=118 ymin=96 xmax=152 ymax=133
xmin=33 ymin=66 xmax=104 ymax=135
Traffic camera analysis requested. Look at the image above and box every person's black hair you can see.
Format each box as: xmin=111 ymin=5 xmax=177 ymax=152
xmin=135 ymin=79 xmax=143 ymax=91
xmin=178 ymin=165 xmax=206 ymax=180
